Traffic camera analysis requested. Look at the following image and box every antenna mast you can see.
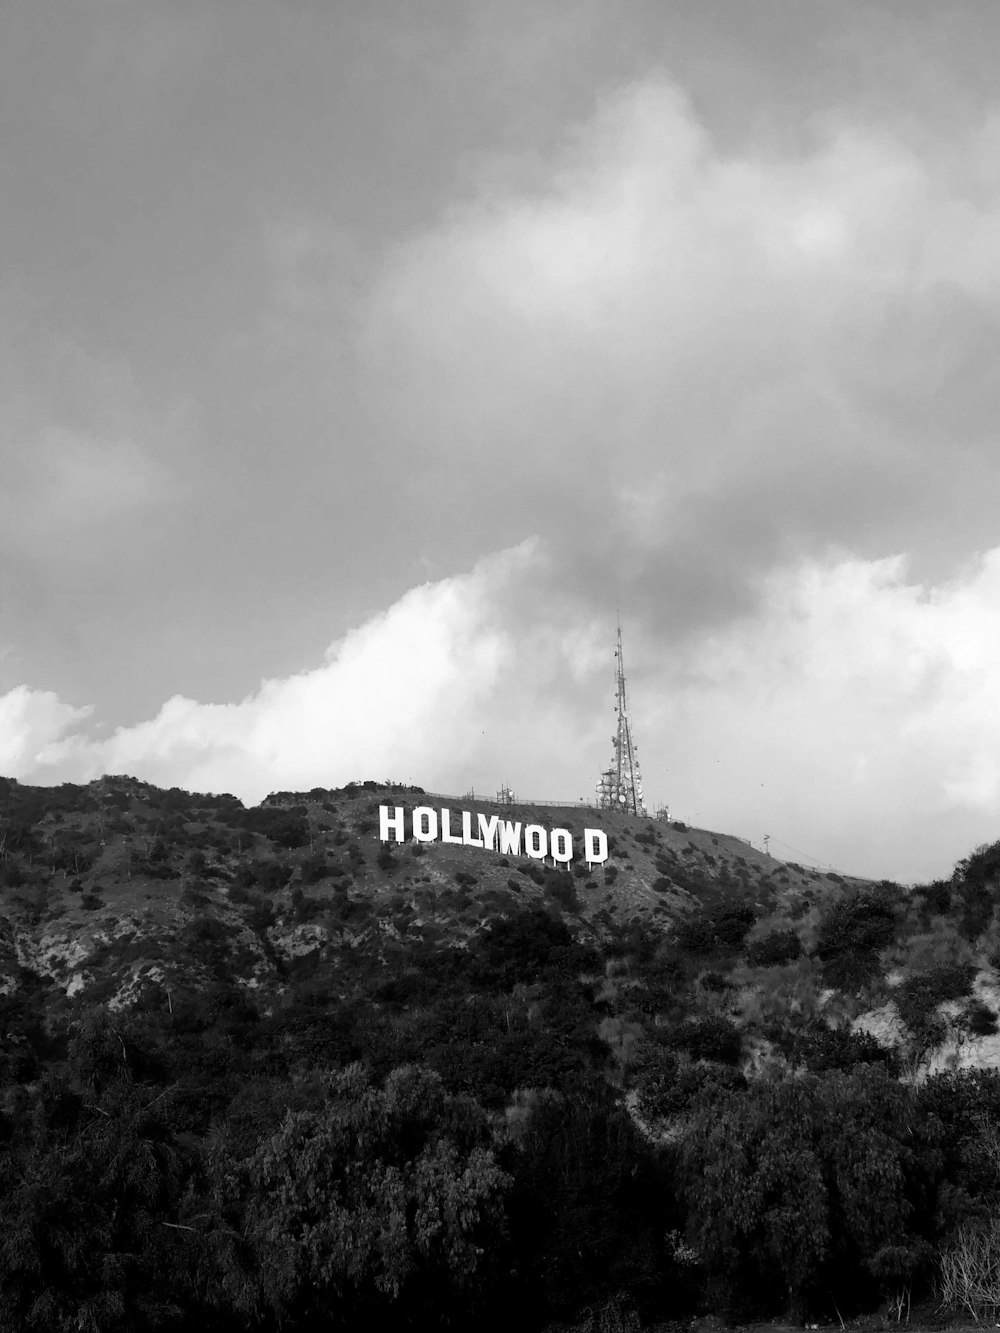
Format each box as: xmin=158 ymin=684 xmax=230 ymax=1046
xmin=596 ymin=617 xmax=646 ymax=815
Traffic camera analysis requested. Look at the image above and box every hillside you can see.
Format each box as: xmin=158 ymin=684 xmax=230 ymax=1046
xmin=3 ymin=773 xmax=1000 ymax=1331
xmin=0 ymin=773 xmax=870 ymax=1008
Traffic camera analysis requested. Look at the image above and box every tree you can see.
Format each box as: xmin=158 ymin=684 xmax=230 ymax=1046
xmin=679 ymin=1066 xmax=940 ymax=1322
xmin=213 ymin=1063 xmax=510 ymax=1326
xmin=0 ymin=1072 xmax=192 ymax=1330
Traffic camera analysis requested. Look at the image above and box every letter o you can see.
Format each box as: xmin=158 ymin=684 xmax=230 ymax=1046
xmin=524 ymin=824 xmax=548 ymax=859
xmin=550 ymin=828 xmax=572 ymax=864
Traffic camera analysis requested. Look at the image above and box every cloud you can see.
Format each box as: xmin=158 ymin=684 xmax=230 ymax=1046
xmin=359 ymin=78 xmax=1000 ymax=625
xmin=0 ymin=333 xmax=182 ymax=566
xmin=0 ymin=428 xmax=163 ymax=538
xmin=9 ymin=71 xmax=1000 ymax=884
xmin=646 ymin=548 xmax=1000 ymax=881
xmin=5 ymin=535 xmax=1000 ymax=881
xmin=0 ymin=687 xmax=92 ymax=772
xmin=9 ymin=541 xmax=579 ymax=801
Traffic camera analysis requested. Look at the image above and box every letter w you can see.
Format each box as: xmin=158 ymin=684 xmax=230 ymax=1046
xmin=497 ymin=820 xmax=522 ymax=855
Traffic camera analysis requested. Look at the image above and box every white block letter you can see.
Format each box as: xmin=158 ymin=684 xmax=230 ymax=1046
xmin=583 ymin=828 xmax=608 ymax=868
xmin=525 ymin=825 xmax=547 ymax=860
xmin=550 ymin=828 xmax=572 ymax=864
xmin=412 ymin=806 xmax=438 ymax=842
xmin=441 ymin=808 xmax=463 ymax=845
xmin=379 ymin=805 xmax=405 ymax=843
xmin=462 ymin=810 xmax=484 ymax=848
xmin=498 ymin=820 xmax=522 ymax=856
xmin=478 ymin=813 xmax=500 ymax=851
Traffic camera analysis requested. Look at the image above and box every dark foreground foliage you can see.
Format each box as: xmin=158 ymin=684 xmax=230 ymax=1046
xmin=1 ymin=951 xmax=996 ymax=1331
xmin=2 ymin=779 xmax=1000 ymax=1329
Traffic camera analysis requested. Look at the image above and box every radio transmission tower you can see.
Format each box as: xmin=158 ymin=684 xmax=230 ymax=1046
xmin=596 ymin=618 xmax=646 ymax=815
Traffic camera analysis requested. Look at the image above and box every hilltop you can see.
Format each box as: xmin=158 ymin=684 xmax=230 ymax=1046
xmin=0 ymin=773 xmax=871 ymax=1007
xmin=4 ymin=770 xmax=1000 ymax=1092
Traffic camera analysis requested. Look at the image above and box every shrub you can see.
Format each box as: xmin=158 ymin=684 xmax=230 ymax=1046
xmin=746 ymin=930 xmax=801 ymax=968
xmin=635 ymin=1049 xmax=744 ymax=1120
xmin=674 ymin=916 xmax=716 ymax=955
xmin=676 ymin=901 xmax=756 ymax=956
xmin=962 ymin=999 xmax=999 ymax=1037
xmin=914 ymin=879 xmax=952 ymax=916
xmin=896 ymin=963 xmax=976 ymax=1041
xmin=816 ymin=889 xmax=897 ymax=990
xmin=300 ymin=852 xmax=329 ymax=883
xmin=699 ymin=971 xmax=729 ymax=992
xmin=669 ymin=1015 xmax=741 ymax=1065
xmin=253 ymin=860 xmax=289 ymax=892
xmin=543 ymin=876 xmax=581 ymax=914
xmin=795 ymin=1023 xmax=900 ymax=1075
xmin=180 ymin=880 xmax=211 ymax=909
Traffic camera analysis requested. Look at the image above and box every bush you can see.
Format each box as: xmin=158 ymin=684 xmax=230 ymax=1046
xmin=253 ymin=860 xmax=289 ymax=892
xmin=676 ymin=901 xmax=756 ymax=956
xmin=816 ymin=889 xmax=897 ymax=990
xmin=746 ymin=930 xmax=801 ymax=968
xmin=914 ymin=879 xmax=952 ymax=916
xmin=635 ymin=1049 xmax=744 ymax=1120
xmin=544 ymin=877 xmax=581 ymax=914
xmin=896 ymin=963 xmax=976 ymax=1041
xmin=699 ymin=971 xmax=730 ymax=992
xmin=963 ymin=999 xmax=999 ymax=1037
xmin=300 ymin=853 xmax=330 ymax=883
xmin=669 ymin=1015 xmax=741 ymax=1065
xmin=795 ymin=1023 xmax=899 ymax=1075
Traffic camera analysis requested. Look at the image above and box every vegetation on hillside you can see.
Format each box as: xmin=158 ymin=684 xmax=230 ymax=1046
xmin=1 ymin=774 xmax=1000 ymax=1328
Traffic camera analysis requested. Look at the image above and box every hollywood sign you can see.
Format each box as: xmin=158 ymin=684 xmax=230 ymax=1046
xmin=379 ymin=805 xmax=609 ymax=869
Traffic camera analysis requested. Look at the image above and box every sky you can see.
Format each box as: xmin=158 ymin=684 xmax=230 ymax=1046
xmin=4 ymin=1 xmax=1000 ymax=882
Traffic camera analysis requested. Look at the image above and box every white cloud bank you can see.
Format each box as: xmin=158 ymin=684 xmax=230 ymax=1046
xmin=4 ymin=539 xmax=1000 ymax=883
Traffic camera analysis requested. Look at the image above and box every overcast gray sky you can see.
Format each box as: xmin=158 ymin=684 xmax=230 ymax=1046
xmin=4 ymin=1 xmax=1000 ymax=881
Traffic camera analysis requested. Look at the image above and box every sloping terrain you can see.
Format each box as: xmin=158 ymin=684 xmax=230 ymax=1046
xmin=0 ymin=774 xmax=869 ymax=1010
xmin=3 ymin=773 xmax=1000 ymax=1331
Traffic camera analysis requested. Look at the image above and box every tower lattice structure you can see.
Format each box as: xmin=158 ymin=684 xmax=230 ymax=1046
xmin=596 ymin=620 xmax=646 ymax=815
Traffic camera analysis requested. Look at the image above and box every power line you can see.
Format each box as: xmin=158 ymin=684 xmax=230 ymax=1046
xmin=766 ymin=836 xmax=839 ymax=872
